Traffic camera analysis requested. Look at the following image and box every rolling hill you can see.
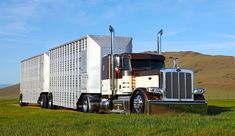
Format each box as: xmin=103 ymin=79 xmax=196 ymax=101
xmin=144 ymin=51 xmax=235 ymax=99
xmin=0 ymin=84 xmax=10 ymax=89
xmin=0 ymin=84 xmax=19 ymax=98
xmin=162 ymin=51 xmax=235 ymax=99
xmin=0 ymin=51 xmax=235 ymax=99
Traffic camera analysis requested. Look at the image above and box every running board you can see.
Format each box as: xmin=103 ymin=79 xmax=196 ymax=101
xmin=112 ymin=99 xmax=130 ymax=114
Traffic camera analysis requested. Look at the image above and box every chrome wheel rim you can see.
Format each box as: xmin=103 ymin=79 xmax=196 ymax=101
xmin=40 ymin=100 xmax=43 ymax=107
xmin=19 ymin=98 xmax=22 ymax=104
xmin=48 ymin=100 xmax=52 ymax=107
xmin=19 ymin=95 xmax=22 ymax=104
xmin=133 ymin=95 xmax=144 ymax=113
xmin=83 ymin=99 xmax=88 ymax=112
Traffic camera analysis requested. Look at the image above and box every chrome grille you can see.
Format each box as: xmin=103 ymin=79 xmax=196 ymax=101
xmin=165 ymin=71 xmax=192 ymax=100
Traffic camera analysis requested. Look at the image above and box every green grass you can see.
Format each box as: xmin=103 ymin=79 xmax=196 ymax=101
xmin=0 ymin=97 xmax=235 ymax=136
xmin=205 ymin=88 xmax=235 ymax=99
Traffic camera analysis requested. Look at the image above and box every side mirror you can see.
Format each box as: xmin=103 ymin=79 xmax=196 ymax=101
xmin=114 ymin=55 xmax=121 ymax=68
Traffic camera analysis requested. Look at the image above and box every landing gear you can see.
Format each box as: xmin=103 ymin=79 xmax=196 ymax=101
xmin=131 ymin=90 xmax=146 ymax=114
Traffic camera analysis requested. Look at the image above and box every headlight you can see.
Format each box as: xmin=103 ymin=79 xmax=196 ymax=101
xmin=147 ymin=87 xmax=163 ymax=95
xmin=194 ymin=88 xmax=205 ymax=94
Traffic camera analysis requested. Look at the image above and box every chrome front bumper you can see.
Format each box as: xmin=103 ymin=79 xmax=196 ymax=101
xmin=145 ymin=100 xmax=207 ymax=114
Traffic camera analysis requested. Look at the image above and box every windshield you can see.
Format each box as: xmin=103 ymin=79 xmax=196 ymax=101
xmin=131 ymin=59 xmax=164 ymax=70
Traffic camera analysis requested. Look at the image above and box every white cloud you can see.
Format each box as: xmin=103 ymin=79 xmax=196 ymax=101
xmin=216 ymin=33 xmax=235 ymax=39
xmin=0 ymin=0 xmax=44 ymax=35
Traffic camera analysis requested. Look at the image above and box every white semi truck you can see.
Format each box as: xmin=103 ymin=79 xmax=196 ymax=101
xmin=20 ymin=26 xmax=207 ymax=114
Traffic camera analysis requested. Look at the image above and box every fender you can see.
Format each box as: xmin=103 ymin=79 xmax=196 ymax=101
xmin=131 ymin=87 xmax=162 ymax=101
xmin=130 ymin=87 xmax=162 ymax=113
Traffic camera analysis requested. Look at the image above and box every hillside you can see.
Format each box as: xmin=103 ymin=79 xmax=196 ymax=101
xmin=0 ymin=84 xmax=10 ymax=89
xmin=0 ymin=84 xmax=19 ymax=98
xmin=1 ymin=51 xmax=235 ymax=99
xmin=161 ymin=51 xmax=235 ymax=99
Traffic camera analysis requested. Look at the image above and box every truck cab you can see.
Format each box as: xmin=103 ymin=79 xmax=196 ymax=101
xmin=101 ymin=53 xmax=206 ymax=114
xmin=102 ymin=53 xmax=165 ymax=95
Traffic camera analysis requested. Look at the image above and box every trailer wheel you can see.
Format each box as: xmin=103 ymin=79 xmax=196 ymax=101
xmin=19 ymin=94 xmax=26 ymax=106
xmin=131 ymin=90 xmax=146 ymax=114
xmin=82 ymin=95 xmax=90 ymax=113
xmin=40 ymin=94 xmax=48 ymax=108
xmin=48 ymin=93 xmax=55 ymax=109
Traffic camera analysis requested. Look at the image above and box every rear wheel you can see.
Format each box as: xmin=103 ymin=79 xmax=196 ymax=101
xmin=48 ymin=93 xmax=56 ymax=109
xmin=19 ymin=94 xmax=26 ymax=106
xmin=131 ymin=90 xmax=146 ymax=114
xmin=40 ymin=94 xmax=48 ymax=108
xmin=82 ymin=95 xmax=91 ymax=113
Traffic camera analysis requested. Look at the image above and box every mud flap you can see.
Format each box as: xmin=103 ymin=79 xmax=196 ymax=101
xmin=145 ymin=100 xmax=207 ymax=115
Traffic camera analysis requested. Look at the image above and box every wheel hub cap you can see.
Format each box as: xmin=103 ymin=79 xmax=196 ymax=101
xmin=133 ymin=95 xmax=144 ymax=113
xmin=83 ymin=100 xmax=88 ymax=112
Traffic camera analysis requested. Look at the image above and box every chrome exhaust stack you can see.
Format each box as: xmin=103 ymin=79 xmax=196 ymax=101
xmin=157 ymin=29 xmax=163 ymax=54
xmin=109 ymin=25 xmax=115 ymax=97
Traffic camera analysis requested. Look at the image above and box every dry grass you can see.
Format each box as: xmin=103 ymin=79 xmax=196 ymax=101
xmin=162 ymin=51 xmax=235 ymax=99
xmin=0 ymin=84 xmax=19 ymax=98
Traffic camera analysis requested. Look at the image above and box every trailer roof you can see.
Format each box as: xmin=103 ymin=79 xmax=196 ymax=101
xmin=89 ymin=35 xmax=132 ymax=49
xmin=21 ymin=52 xmax=48 ymax=63
xmin=49 ymin=35 xmax=132 ymax=51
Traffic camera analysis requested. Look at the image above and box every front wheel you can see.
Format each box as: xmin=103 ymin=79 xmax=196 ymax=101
xmin=131 ymin=90 xmax=146 ymax=114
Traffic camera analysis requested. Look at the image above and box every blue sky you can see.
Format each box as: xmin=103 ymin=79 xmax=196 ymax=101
xmin=0 ymin=0 xmax=235 ymax=84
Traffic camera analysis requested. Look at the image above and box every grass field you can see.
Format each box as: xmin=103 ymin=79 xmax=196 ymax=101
xmin=0 ymin=96 xmax=235 ymax=136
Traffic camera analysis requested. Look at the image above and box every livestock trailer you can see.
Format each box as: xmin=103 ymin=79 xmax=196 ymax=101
xmin=19 ymin=53 xmax=49 ymax=107
xmin=48 ymin=35 xmax=132 ymax=109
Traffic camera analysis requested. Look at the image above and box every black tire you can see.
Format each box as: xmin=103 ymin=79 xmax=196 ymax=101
xmin=194 ymin=94 xmax=205 ymax=101
xmin=76 ymin=102 xmax=82 ymax=112
xmin=82 ymin=95 xmax=90 ymax=113
xmin=48 ymin=93 xmax=56 ymax=109
xmin=19 ymin=94 xmax=25 ymax=106
xmin=131 ymin=90 xmax=146 ymax=114
xmin=40 ymin=94 xmax=48 ymax=108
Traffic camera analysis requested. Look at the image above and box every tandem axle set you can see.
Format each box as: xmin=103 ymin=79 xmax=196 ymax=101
xmin=20 ymin=26 xmax=207 ymax=114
